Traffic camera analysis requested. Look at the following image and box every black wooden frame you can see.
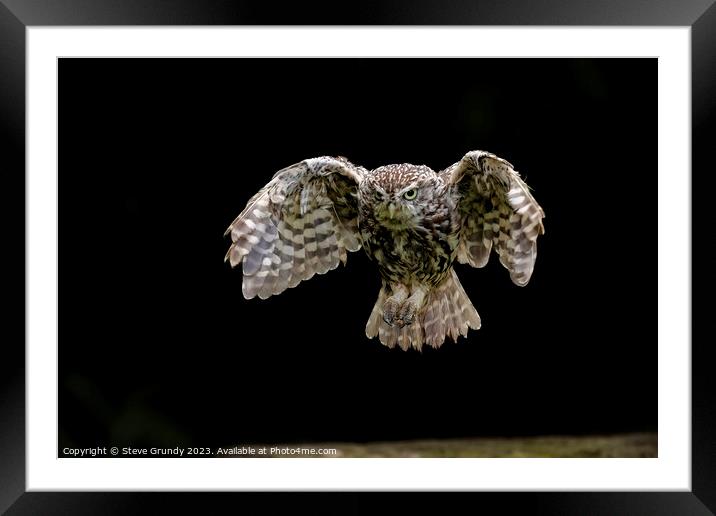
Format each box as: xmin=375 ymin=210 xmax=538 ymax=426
xmin=2 ymin=1 xmax=711 ymax=514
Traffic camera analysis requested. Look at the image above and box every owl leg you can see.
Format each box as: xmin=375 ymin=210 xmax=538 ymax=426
xmin=383 ymin=284 xmax=427 ymax=328
xmin=395 ymin=287 xmax=427 ymax=326
xmin=382 ymin=284 xmax=409 ymax=327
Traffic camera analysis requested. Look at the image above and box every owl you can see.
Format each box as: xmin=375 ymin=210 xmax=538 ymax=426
xmin=225 ymin=150 xmax=545 ymax=351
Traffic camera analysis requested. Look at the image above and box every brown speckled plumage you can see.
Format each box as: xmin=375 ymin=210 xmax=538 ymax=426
xmin=225 ymin=151 xmax=545 ymax=351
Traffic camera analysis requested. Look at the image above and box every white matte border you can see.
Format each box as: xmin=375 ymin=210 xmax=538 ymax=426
xmin=27 ymin=27 xmax=690 ymax=491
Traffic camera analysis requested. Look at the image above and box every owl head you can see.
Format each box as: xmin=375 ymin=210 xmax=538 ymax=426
xmin=361 ymin=163 xmax=440 ymax=229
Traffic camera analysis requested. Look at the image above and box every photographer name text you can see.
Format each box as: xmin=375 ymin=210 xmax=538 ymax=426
xmin=61 ymin=446 xmax=337 ymax=457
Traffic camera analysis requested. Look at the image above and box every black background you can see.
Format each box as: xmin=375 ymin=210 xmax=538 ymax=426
xmin=58 ymin=58 xmax=656 ymax=451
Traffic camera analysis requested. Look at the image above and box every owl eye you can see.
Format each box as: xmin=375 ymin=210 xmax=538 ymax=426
xmin=403 ymin=188 xmax=418 ymax=200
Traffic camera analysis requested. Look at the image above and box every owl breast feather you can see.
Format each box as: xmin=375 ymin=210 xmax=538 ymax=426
xmin=358 ymin=206 xmax=459 ymax=287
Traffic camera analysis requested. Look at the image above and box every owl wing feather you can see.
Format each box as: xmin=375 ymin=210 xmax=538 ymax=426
xmin=225 ymin=156 xmax=365 ymax=299
xmin=443 ymin=150 xmax=545 ymax=286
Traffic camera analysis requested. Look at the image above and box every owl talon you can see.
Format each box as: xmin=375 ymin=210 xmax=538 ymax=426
xmin=385 ymin=316 xmax=409 ymax=328
xmin=382 ymin=299 xmax=418 ymax=328
xmin=383 ymin=284 xmax=410 ymax=327
xmin=396 ymin=301 xmax=417 ymax=326
xmin=382 ymin=284 xmax=425 ymax=328
xmin=382 ymin=298 xmax=400 ymax=327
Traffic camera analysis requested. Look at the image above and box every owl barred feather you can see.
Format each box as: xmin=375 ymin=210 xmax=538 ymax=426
xmin=225 ymin=151 xmax=545 ymax=351
xmin=445 ymin=153 xmax=545 ymax=286
xmin=224 ymin=157 xmax=365 ymax=299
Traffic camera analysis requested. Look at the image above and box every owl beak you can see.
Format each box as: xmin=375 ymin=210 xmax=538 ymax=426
xmin=387 ymin=202 xmax=397 ymax=218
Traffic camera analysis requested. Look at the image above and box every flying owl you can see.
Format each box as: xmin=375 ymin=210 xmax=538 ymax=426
xmin=224 ymin=150 xmax=545 ymax=351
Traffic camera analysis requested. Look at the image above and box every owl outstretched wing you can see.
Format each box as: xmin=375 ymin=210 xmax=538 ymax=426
xmin=225 ymin=156 xmax=366 ymax=299
xmin=442 ymin=150 xmax=545 ymax=286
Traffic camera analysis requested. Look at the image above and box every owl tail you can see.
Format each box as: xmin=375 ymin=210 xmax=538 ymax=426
xmin=365 ymin=268 xmax=481 ymax=352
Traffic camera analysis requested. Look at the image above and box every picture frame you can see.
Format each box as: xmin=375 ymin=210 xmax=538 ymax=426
xmin=3 ymin=0 xmax=710 ymax=513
